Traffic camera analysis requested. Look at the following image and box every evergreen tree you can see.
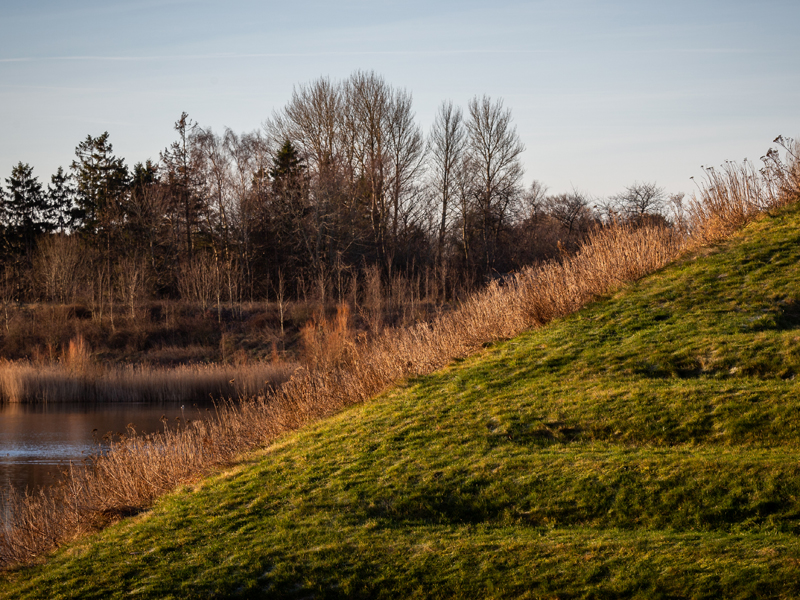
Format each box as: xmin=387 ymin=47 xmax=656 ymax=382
xmin=270 ymin=140 xmax=304 ymax=181
xmin=266 ymin=140 xmax=312 ymax=270
xmin=70 ymin=132 xmax=129 ymax=234
xmin=3 ymin=162 xmax=51 ymax=256
xmin=131 ymin=160 xmax=159 ymax=189
xmin=47 ymin=166 xmax=78 ymax=232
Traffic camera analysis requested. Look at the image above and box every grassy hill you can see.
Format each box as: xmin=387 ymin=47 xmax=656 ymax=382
xmin=3 ymin=205 xmax=800 ymax=598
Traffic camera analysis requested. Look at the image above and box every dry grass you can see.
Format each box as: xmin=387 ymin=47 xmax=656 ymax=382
xmin=687 ymin=138 xmax=800 ymax=245
xmin=1 ymin=145 xmax=798 ymax=568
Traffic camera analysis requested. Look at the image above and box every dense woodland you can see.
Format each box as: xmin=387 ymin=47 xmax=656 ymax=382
xmin=0 ymin=71 xmax=682 ymax=361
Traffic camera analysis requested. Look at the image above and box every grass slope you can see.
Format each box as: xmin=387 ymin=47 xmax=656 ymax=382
xmin=4 ymin=206 xmax=800 ymax=599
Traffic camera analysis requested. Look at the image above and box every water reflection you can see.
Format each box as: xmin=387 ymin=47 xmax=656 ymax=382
xmin=0 ymin=401 xmax=217 ymax=497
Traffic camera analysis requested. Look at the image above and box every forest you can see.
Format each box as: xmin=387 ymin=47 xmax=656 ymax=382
xmin=0 ymin=70 xmax=681 ymax=362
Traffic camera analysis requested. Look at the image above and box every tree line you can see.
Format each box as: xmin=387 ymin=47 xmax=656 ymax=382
xmin=0 ymin=70 xmax=682 ymax=312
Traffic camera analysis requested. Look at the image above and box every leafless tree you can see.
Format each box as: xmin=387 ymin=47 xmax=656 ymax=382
xmin=193 ymin=128 xmax=232 ymax=254
xmin=269 ymin=75 xmax=356 ymax=271
xmin=612 ymin=181 xmax=666 ymax=220
xmin=465 ymin=95 xmax=525 ymax=272
xmin=270 ymin=76 xmax=345 ymax=172
xmin=275 ymin=269 xmax=286 ymax=339
xmin=386 ymin=88 xmax=426 ymax=249
xmin=127 ymin=179 xmax=171 ymax=272
xmin=0 ymin=266 xmax=16 ymax=331
xmin=346 ymin=70 xmax=392 ymax=258
xmin=593 ymin=196 xmax=620 ymax=224
xmin=546 ymin=191 xmax=591 ymax=235
xmin=34 ymin=233 xmax=84 ymax=303
xmin=454 ymin=152 xmax=479 ymax=267
xmin=518 ymin=180 xmax=549 ymax=223
xmin=177 ymin=253 xmax=221 ymax=312
xmin=428 ymin=100 xmax=466 ymax=263
xmin=116 ymin=255 xmax=149 ymax=319
xmin=224 ymin=129 xmax=262 ymax=297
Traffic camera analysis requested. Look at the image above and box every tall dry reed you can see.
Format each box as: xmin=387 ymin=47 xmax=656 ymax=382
xmin=1 ymin=146 xmax=797 ymax=568
xmin=687 ymin=139 xmax=799 ymax=244
xmin=0 ymin=361 xmax=298 ymax=404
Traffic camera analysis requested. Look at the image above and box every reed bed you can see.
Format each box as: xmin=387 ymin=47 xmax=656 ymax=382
xmin=0 ymin=360 xmax=298 ymax=404
xmin=2 ymin=147 xmax=798 ymax=568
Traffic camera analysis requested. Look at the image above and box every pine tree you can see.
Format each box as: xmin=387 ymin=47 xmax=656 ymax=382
xmin=47 ymin=166 xmax=78 ymax=232
xmin=270 ymin=140 xmax=308 ymax=219
xmin=3 ymin=162 xmax=51 ymax=256
xmin=71 ymin=132 xmax=129 ymax=234
xmin=270 ymin=140 xmax=304 ymax=181
xmin=270 ymin=140 xmax=311 ymax=264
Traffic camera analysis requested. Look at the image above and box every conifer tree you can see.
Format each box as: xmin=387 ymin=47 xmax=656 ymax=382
xmin=70 ymin=132 xmax=129 ymax=234
xmin=47 ymin=166 xmax=78 ymax=232
xmin=268 ymin=140 xmax=312 ymax=270
xmin=3 ymin=162 xmax=51 ymax=256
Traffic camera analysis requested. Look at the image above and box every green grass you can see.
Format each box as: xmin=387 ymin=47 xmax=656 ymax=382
xmin=4 ymin=206 xmax=800 ymax=598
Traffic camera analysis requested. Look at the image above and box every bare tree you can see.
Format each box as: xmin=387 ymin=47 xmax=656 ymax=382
xmin=193 ymin=128 xmax=232 ymax=255
xmin=0 ymin=266 xmax=16 ymax=332
xmin=224 ymin=129 xmax=260 ymax=297
xmin=386 ymin=88 xmax=426 ymax=251
xmin=33 ymin=233 xmax=84 ymax=303
xmin=177 ymin=253 xmax=221 ymax=312
xmin=518 ymin=180 xmax=549 ymax=223
xmin=270 ymin=76 xmax=345 ymax=172
xmin=269 ymin=75 xmax=358 ymax=272
xmin=274 ymin=269 xmax=286 ymax=339
xmin=546 ymin=191 xmax=591 ymax=235
xmin=593 ymin=196 xmax=620 ymax=224
xmin=428 ymin=100 xmax=466 ymax=263
xmin=612 ymin=181 xmax=666 ymax=220
xmin=465 ymin=95 xmax=525 ymax=272
xmin=116 ymin=255 xmax=149 ymax=319
xmin=454 ymin=152 xmax=478 ymax=267
xmin=346 ymin=70 xmax=392 ymax=259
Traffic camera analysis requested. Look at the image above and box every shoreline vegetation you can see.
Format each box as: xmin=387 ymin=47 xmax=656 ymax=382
xmin=0 ymin=356 xmax=298 ymax=405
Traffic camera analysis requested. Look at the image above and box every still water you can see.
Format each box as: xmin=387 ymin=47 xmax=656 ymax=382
xmin=0 ymin=401 xmax=216 ymax=497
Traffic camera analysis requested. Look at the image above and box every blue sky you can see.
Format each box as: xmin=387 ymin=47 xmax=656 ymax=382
xmin=1 ymin=0 xmax=799 ymax=197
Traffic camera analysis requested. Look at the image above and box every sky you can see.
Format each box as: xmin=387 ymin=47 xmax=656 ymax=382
xmin=1 ymin=0 xmax=799 ymax=198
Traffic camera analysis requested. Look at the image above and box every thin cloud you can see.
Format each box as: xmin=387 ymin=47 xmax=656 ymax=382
xmin=0 ymin=49 xmax=557 ymax=63
xmin=0 ymin=45 xmax=755 ymax=64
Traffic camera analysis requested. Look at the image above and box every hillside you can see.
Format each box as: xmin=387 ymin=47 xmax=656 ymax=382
xmin=3 ymin=204 xmax=800 ymax=598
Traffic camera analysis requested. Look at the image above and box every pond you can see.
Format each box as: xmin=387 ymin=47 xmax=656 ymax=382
xmin=0 ymin=400 xmax=218 ymax=500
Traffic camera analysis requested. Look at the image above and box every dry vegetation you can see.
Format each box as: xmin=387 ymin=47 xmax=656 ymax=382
xmin=1 ymin=140 xmax=798 ymax=568
xmin=0 ymin=330 xmax=297 ymax=404
xmin=0 ymin=357 xmax=297 ymax=404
